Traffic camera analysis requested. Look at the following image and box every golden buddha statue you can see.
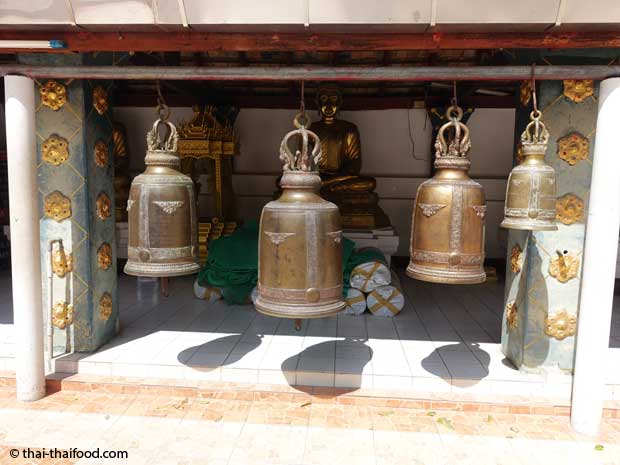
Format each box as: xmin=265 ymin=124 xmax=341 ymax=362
xmin=311 ymin=86 xmax=389 ymax=229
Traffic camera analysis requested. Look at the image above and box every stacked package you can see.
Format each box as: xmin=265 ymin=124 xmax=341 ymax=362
xmin=345 ymin=250 xmax=404 ymax=317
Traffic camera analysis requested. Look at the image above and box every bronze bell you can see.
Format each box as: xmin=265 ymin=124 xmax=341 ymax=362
xmin=124 ymin=114 xmax=200 ymax=277
xmin=407 ymin=106 xmax=486 ymax=284
xmin=255 ymin=116 xmax=345 ymax=318
xmin=501 ymin=111 xmax=558 ymax=231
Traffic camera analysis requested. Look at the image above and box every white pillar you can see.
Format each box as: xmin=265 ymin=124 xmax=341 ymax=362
xmin=4 ymin=76 xmax=45 ymax=401
xmin=571 ymin=77 xmax=620 ymax=435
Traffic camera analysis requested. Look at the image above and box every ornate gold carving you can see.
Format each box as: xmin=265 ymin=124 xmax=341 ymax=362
xmin=506 ymin=301 xmax=518 ymax=329
xmin=92 ymin=86 xmax=109 ymax=115
xmin=264 ymin=231 xmax=295 ymax=245
xmin=39 ymin=80 xmax=67 ymax=111
xmin=558 ymin=132 xmax=589 ymax=166
xmin=97 ymin=243 xmax=112 ymax=270
xmin=52 ymin=249 xmax=73 ymax=278
xmin=510 ymin=244 xmax=522 ymax=273
xmin=52 ymin=302 xmax=74 ymax=329
xmin=519 ymin=81 xmax=532 ymax=106
xmin=94 ymin=140 xmax=108 ymax=167
xmin=44 ymin=191 xmax=71 ymax=222
xmin=556 ymin=193 xmax=585 ymax=225
xmin=326 ymin=231 xmax=342 ymax=244
xmin=153 ymin=200 xmax=184 ymax=215
xmin=544 ymin=309 xmax=577 ymax=340
xmin=99 ymin=293 xmax=113 ymax=321
xmin=472 ymin=205 xmax=486 ymax=219
xmin=549 ymin=250 xmax=580 ymax=283
xmin=563 ymin=80 xmax=594 ymax=103
xmin=418 ymin=203 xmax=446 ymax=217
xmin=96 ymin=192 xmax=112 ymax=220
xmin=42 ymin=134 xmax=69 ymax=166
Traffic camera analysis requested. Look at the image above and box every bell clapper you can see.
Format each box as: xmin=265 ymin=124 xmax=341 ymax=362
xmin=294 ymin=318 xmax=302 ymax=332
xmin=160 ymin=277 xmax=169 ymax=297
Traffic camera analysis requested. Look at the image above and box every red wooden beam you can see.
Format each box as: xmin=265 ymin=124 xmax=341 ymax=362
xmin=0 ymin=30 xmax=620 ymax=52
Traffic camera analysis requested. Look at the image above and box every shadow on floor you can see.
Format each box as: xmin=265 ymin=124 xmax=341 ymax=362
xmin=282 ymin=338 xmax=373 ymax=394
xmin=423 ymin=342 xmax=491 ymax=387
xmin=177 ymin=333 xmax=263 ymax=372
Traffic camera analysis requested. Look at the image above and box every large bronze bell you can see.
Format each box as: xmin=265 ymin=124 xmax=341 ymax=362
xmin=501 ymin=111 xmax=557 ymax=231
xmin=255 ymin=116 xmax=345 ymax=318
xmin=124 ymin=114 xmax=200 ymax=277
xmin=407 ymin=106 xmax=486 ymax=284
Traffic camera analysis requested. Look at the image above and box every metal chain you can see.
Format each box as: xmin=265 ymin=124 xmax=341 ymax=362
xmin=531 ymin=63 xmax=540 ymax=117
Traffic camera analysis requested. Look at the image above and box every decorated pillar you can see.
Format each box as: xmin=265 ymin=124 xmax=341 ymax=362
xmin=502 ymin=80 xmax=597 ymax=374
xmin=571 ymin=78 xmax=620 ymax=436
xmin=5 ymin=75 xmax=46 ymax=401
xmin=20 ymin=53 xmax=118 ymax=354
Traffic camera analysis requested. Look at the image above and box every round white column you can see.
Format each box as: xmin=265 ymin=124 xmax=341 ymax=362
xmin=4 ymin=76 xmax=45 ymax=401
xmin=571 ymin=77 xmax=620 ymax=435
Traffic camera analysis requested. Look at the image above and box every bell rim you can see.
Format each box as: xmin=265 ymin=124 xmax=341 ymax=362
xmin=406 ymin=263 xmax=486 ymax=285
xmin=500 ymin=219 xmax=559 ymax=231
xmin=254 ymin=296 xmax=345 ymax=319
xmin=124 ymin=261 xmax=200 ymax=278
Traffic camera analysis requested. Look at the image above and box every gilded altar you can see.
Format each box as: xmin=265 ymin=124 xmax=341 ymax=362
xmin=177 ymin=105 xmax=238 ymax=263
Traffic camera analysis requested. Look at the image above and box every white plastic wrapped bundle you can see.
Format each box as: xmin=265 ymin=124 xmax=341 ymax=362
xmin=350 ymin=261 xmax=391 ymax=292
xmin=193 ymin=279 xmax=223 ymax=303
xmin=366 ymin=271 xmax=404 ymax=317
xmin=250 ymin=286 xmax=258 ymax=305
xmin=343 ymin=287 xmax=367 ymax=316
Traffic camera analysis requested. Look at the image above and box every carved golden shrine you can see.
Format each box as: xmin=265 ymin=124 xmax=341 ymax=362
xmin=177 ymin=105 xmax=237 ymax=221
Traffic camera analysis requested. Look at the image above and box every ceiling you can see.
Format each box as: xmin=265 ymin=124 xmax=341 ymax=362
xmin=2 ymin=0 xmax=620 ymax=32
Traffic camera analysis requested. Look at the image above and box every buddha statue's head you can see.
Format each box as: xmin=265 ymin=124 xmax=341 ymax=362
xmin=316 ymin=86 xmax=343 ymax=121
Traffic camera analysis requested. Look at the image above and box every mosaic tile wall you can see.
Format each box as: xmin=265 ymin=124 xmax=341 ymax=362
xmin=502 ymin=80 xmax=597 ymax=373
xmin=19 ymin=53 xmax=118 ymax=354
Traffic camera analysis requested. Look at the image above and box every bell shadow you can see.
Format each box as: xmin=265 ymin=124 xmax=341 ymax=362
xmin=177 ymin=333 xmax=263 ymax=372
xmin=281 ymin=338 xmax=373 ymax=394
xmin=422 ymin=341 xmax=490 ymax=388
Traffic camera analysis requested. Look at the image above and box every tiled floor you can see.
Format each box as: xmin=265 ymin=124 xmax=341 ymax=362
xmin=1 ymin=386 xmax=620 ymax=465
xmin=1 ymin=270 xmax=620 ymax=399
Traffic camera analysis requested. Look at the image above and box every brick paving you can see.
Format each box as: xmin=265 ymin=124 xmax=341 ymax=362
xmin=1 ymin=386 xmax=619 ymax=464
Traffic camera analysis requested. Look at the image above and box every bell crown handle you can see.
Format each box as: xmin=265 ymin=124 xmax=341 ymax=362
xmin=279 ymin=113 xmax=322 ymax=172
xmin=147 ymin=117 xmax=179 ymax=153
xmin=435 ymin=105 xmax=471 ymax=158
xmin=521 ymin=110 xmax=549 ymax=145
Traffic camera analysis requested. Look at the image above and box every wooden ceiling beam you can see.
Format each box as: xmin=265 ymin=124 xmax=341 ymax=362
xmin=1 ymin=30 xmax=619 ymax=52
xmin=113 ymin=93 xmax=515 ymax=109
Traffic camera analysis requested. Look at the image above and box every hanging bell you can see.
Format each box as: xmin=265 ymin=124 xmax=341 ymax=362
xmin=407 ymin=106 xmax=486 ymax=284
xmin=501 ymin=111 xmax=557 ymax=231
xmin=255 ymin=115 xmax=345 ymax=318
xmin=124 ymin=113 xmax=200 ymax=277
